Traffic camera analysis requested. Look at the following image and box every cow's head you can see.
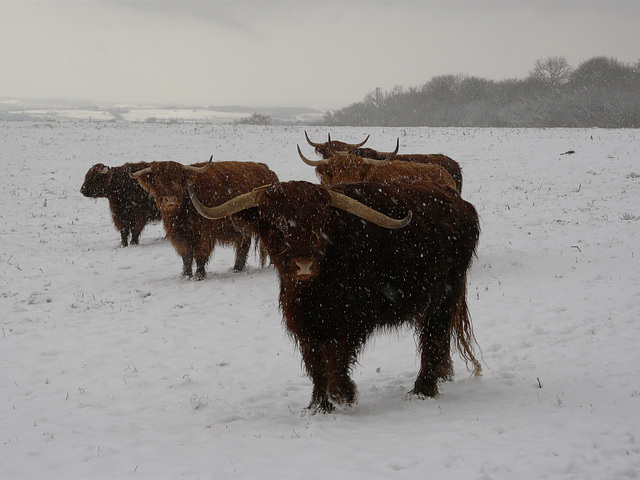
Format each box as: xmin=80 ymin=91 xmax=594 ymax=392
xmin=130 ymin=158 xmax=212 ymax=214
xmin=297 ymin=140 xmax=398 ymax=187
xmin=348 ymin=147 xmax=383 ymax=159
xmin=188 ymin=181 xmax=411 ymax=281
xmin=81 ymin=163 xmax=112 ymax=197
xmin=304 ymin=131 xmax=370 ymax=159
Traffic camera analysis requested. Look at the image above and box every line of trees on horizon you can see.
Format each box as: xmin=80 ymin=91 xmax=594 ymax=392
xmin=320 ymin=56 xmax=640 ymax=128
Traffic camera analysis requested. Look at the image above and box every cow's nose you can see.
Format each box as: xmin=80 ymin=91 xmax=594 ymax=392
xmin=289 ymin=257 xmax=318 ymax=280
xmin=161 ymin=196 xmax=179 ymax=208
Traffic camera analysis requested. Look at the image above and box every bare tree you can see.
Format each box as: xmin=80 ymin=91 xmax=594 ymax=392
xmin=529 ymin=56 xmax=572 ymax=90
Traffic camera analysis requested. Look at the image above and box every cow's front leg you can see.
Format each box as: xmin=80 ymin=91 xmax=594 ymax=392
xmin=181 ymin=253 xmax=194 ymax=278
xmin=326 ymin=342 xmax=358 ymax=406
xmin=298 ymin=339 xmax=334 ymax=413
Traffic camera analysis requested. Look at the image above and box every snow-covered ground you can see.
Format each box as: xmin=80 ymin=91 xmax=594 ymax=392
xmin=2 ymin=122 xmax=639 ymax=479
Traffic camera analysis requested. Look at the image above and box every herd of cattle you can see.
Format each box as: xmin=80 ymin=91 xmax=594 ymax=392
xmin=81 ymin=132 xmax=481 ymax=413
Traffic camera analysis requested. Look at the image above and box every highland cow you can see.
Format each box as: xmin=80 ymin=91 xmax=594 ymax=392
xmin=81 ymin=162 xmax=161 ymax=247
xmin=297 ymin=144 xmax=457 ymax=190
xmin=131 ymin=158 xmax=278 ymax=279
xmin=189 ymin=179 xmax=481 ymax=412
xmin=305 ymin=132 xmax=464 ymax=192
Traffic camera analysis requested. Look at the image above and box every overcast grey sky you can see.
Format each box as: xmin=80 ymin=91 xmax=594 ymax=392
xmin=2 ymin=0 xmax=639 ymax=109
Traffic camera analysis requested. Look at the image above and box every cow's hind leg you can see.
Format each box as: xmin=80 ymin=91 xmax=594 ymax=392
xmin=120 ymin=227 xmax=130 ymax=247
xmin=232 ymin=236 xmax=252 ymax=272
xmin=130 ymin=218 xmax=146 ymax=245
xmin=130 ymin=231 xmax=141 ymax=246
xmin=194 ymin=256 xmax=208 ymax=280
xmin=411 ymin=301 xmax=455 ymax=398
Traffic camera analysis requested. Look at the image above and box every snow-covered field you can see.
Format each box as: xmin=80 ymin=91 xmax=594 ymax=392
xmin=2 ymin=121 xmax=639 ymax=479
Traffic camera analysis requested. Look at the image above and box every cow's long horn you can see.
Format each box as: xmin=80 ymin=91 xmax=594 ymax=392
xmin=328 ymin=133 xmax=371 ymax=153
xmin=353 ymin=134 xmax=370 ymax=148
xmin=328 ymin=190 xmax=412 ymax=229
xmin=386 ymin=137 xmax=400 ymax=160
xmin=297 ymin=145 xmax=327 ymax=166
xmin=130 ymin=166 xmax=152 ymax=179
xmin=184 ymin=155 xmax=213 ymax=173
xmin=362 ymin=157 xmax=389 ymax=165
xmin=188 ymin=183 xmax=265 ymax=220
xmin=362 ymin=139 xmax=400 ymax=165
xmin=304 ymin=131 xmax=324 ymax=149
xmin=327 ymin=133 xmax=349 ymax=154
xmin=327 ymin=146 xmax=346 ymax=157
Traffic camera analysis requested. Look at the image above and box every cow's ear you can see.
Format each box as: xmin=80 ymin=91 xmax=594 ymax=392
xmin=100 ymin=166 xmax=110 ymax=174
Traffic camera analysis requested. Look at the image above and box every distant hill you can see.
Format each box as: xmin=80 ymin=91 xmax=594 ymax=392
xmin=0 ymin=98 xmax=325 ymax=124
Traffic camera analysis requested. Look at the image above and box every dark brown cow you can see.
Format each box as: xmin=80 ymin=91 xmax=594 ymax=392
xmin=131 ymin=158 xmax=278 ymax=280
xmin=305 ymin=133 xmax=464 ymax=192
xmin=189 ymin=179 xmax=481 ymax=412
xmin=297 ymin=145 xmax=457 ymax=189
xmin=81 ymin=162 xmax=161 ymax=247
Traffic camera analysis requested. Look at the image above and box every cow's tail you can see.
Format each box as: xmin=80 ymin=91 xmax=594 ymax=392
xmin=258 ymin=240 xmax=270 ymax=268
xmin=250 ymin=229 xmax=270 ymax=268
xmin=450 ymin=278 xmax=482 ymax=376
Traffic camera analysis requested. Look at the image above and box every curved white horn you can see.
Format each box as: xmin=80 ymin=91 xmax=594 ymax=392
xmin=304 ymin=131 xmax=324 ymax=148
xmin=130 ymin=166 xmax=152 ymax=179
xmin=297 ymin=145 xmax=327 ymax=167
xmin=188 ymin=183 xmax=265 ymax=220
xmin=328 ymin=190 xmax=412 ymax=229
xmin=184 ymin=155 xmax=213 ymax=173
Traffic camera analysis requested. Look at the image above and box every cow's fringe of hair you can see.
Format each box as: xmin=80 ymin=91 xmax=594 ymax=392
xmin=450 ymin=280 xmax=483 ymax=376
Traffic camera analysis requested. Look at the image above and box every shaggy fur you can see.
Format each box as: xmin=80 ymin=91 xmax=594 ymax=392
xmin=351 ymin=148 xmax=463 ymax=193
xmin=311 ymin=137 xmax=464 ymax=192
xmin=81 ymin=162 xmax=161 ymax=246
xmin=136 ymin=160 xmax=278 ymax=279
xmin=314 ymin=154 xmax=457 ymax=190
xmin=231 ymin=180 xmax=481 ymax=412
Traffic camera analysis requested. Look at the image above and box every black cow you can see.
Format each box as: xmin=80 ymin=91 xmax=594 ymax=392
xmin=81 ymin=162 xmax=161 ymax=246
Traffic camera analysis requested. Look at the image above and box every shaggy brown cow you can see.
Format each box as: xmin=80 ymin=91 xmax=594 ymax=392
xmin=305 ymin=133 xmax=464 ymax=192
xmin=297 ymin=145 xmax=457 ymax=189
xmin=189 ymin=179 xmax=481 ymax=412
xmin=81 ymin=162 xmax=161 ymax=247
xmin=131 ymin=158 xmax=278 ymax=280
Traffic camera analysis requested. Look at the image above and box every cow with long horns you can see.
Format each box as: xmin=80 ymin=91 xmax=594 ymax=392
xmin=81 ymin=162 xmax=161 ymax=247
xmin=131 ymin=157 xmax=279 ymax=279
xmin=188 ymin=179 xmax=481 ymax=412
xmin=304 ymin=131 xmax=370 ymax=159
xmin=305 ymin=132 xmax=464 ymax=192
xmin=297 ymin=141 xmax=457 ymax=189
